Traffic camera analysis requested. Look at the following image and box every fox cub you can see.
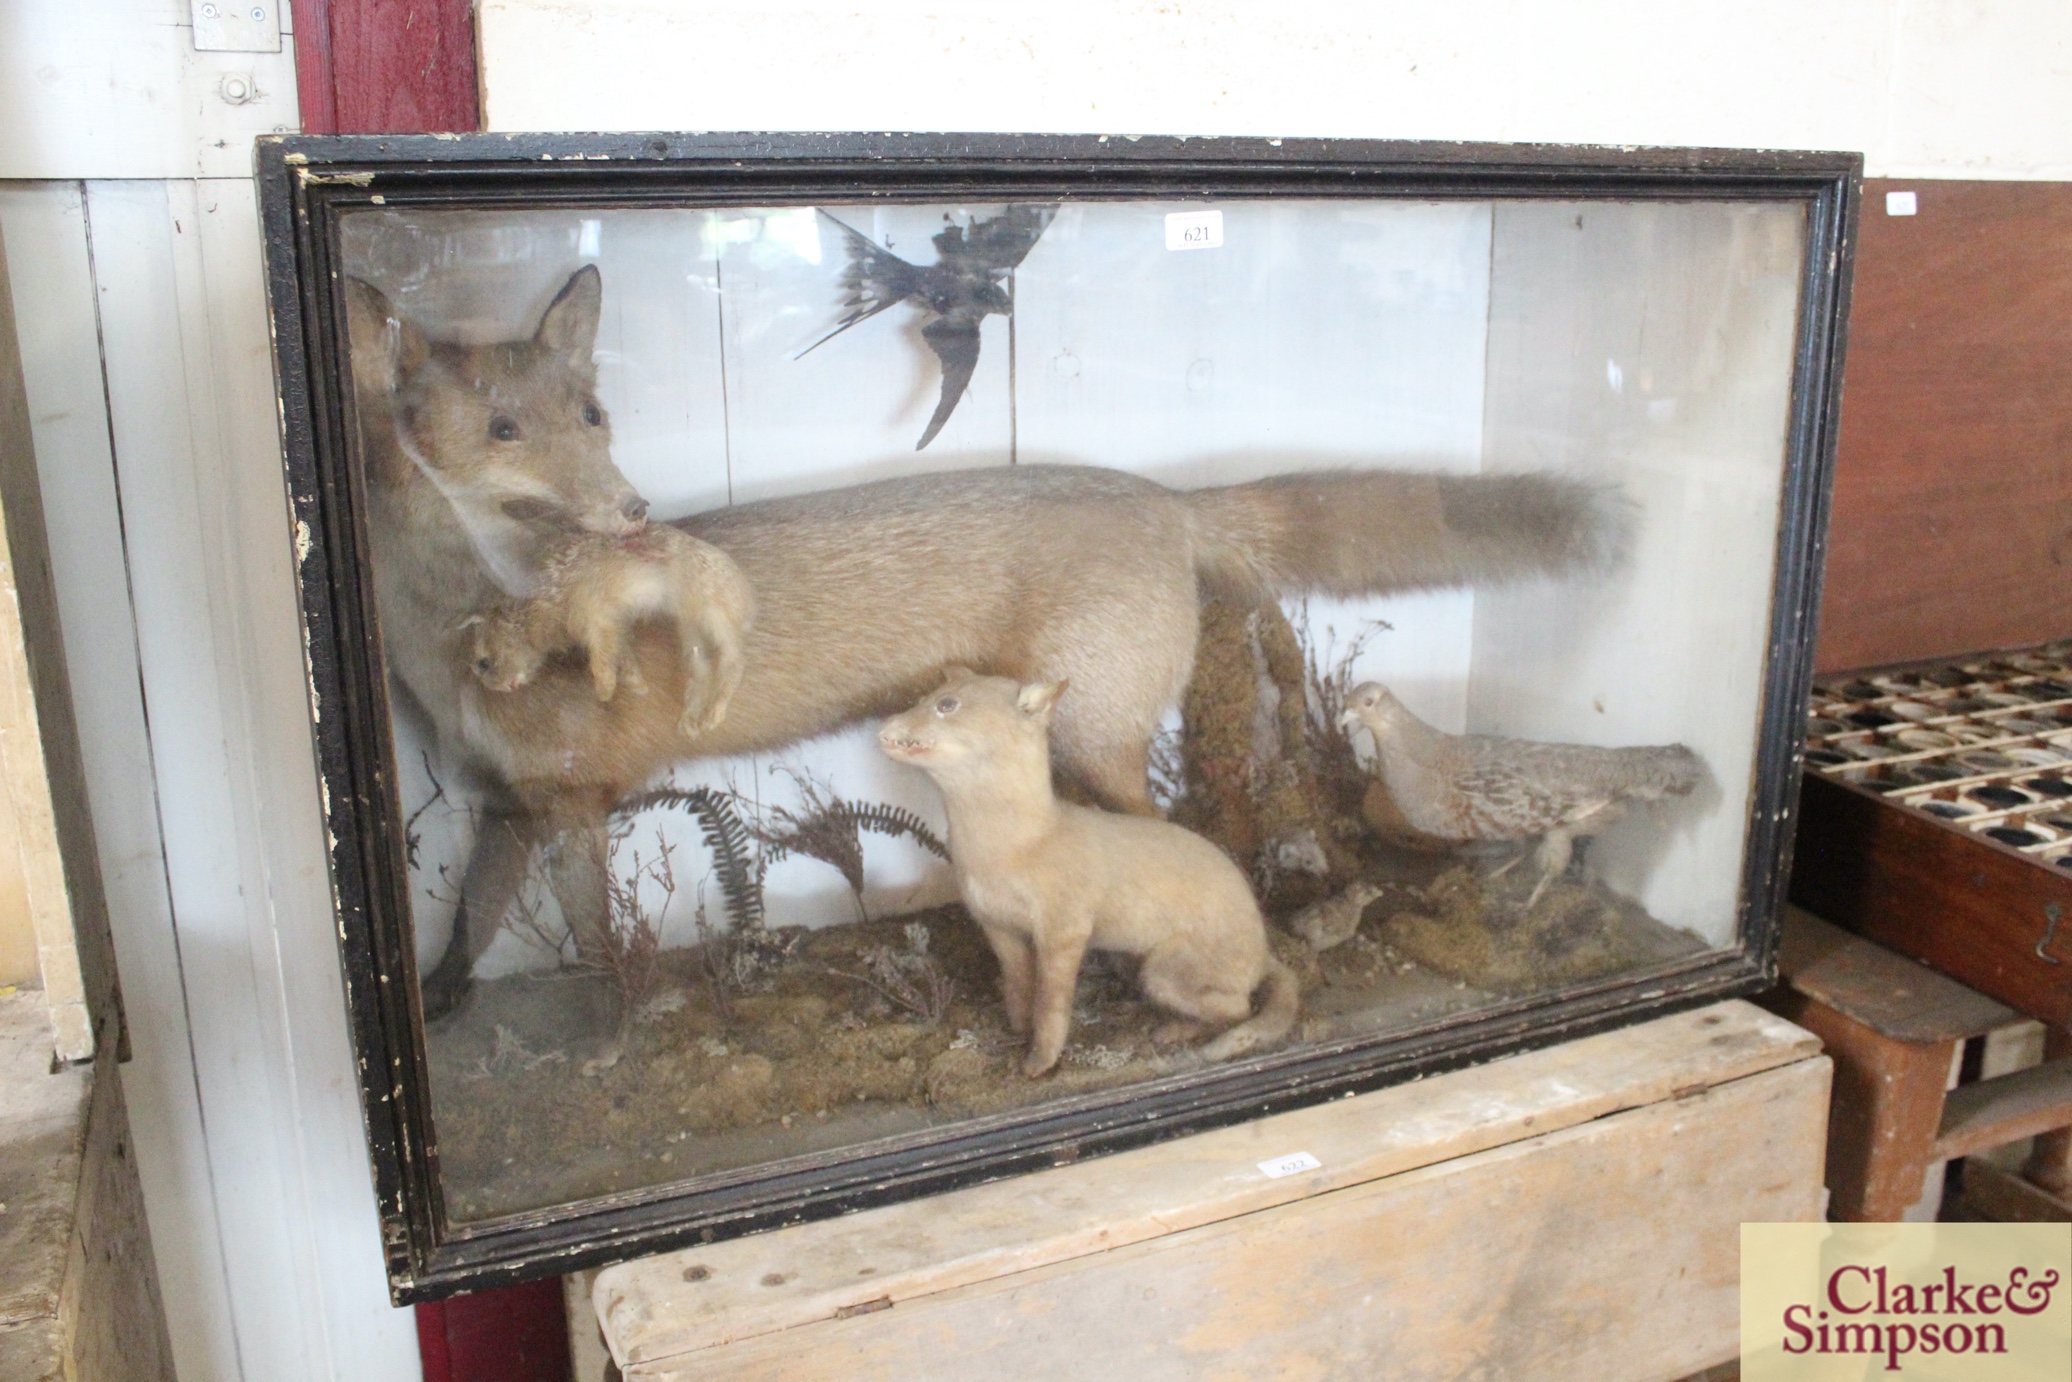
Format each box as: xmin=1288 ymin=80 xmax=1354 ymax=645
xmin=880 ymin=669 xmax=1299 ymax=1077
xmin=468 ymin=524 xmax=755 ymax=739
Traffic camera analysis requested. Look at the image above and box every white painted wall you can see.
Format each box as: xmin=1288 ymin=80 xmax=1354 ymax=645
xmin=477 ymin=0 xmax=2072 ymax=181
xmin=1 ymin=7 xmax=420 ymax=1382
xmin=0 ymin=0 xmax=297 ymax=179
xmin=0 ymin=178 xmax=423 ymax=1382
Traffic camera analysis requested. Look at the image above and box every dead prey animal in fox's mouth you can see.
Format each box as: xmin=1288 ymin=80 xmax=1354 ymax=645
xmin=800 ymin=204 xmax=1058 ymax=449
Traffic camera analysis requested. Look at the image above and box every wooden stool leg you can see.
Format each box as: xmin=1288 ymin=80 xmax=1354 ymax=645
xmin=1770 ymin=992 xmax=1953 ymax=1221
xmin=2022 ymin=1025 xmax=2072 ymax=1196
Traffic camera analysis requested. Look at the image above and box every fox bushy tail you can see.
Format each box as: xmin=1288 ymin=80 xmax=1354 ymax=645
xmin=1200 ymin=957 xmax=1301 ymax=1061
xmin=1184 ymin=470 xmax=1630 ymax=599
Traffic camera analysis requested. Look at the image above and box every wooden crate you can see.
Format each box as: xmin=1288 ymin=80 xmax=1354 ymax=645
xmin=591 ymin=1001 xmax=1828 ymax=1381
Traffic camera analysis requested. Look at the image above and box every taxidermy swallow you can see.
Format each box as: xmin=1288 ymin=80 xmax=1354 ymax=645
xmin=800 ymin=204 xmax=1058 ymax=449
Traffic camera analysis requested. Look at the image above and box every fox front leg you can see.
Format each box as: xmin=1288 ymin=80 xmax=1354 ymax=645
xmin=1022 ymin=928 xmax=1092 ymax=1078
xmin=978 ymin=922 xmax=1036 ymax=1036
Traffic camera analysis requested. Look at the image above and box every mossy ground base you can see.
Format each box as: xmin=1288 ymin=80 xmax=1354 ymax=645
xmin=428 ymin=860 xmax=1707 ymax=1221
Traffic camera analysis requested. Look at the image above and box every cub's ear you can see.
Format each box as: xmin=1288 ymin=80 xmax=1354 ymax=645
xmin=1016 ymin=679 xmax=1068 ymax=719
xmin=938 ymin=664 xmax=978 ymax=686
xmin=535 ymin=264 xmax=603 ymax=376
xmin=343 ymin=278 xmax=427 ymax=395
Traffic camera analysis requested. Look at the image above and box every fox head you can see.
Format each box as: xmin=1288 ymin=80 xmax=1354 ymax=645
xmin=343 ymin=268 xmax=650 ymax=592
xmin=878 ymin=667 xmax=1068 ymax=780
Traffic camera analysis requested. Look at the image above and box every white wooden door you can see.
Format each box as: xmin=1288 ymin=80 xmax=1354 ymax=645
xmin=0 ymin=4 xmax=422 ymax=1379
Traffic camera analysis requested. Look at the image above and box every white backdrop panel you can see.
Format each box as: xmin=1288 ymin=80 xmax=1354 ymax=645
xmin=1472 ymin=201 xmax=1805 ymax=945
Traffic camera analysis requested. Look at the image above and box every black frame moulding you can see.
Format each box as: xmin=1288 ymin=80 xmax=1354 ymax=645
xmin=254 ymin=131 xmax=1860 ymax=1302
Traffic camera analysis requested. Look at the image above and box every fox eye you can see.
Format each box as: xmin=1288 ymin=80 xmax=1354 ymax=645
xmin=500 ymin=497 xmax=558 ymax=523
xmin=934 ymin=696 xmax=959 ymax=716
xmin=489 ymin=416 xmax=520 ymax=442
xmin=581 ymin=401 xmax=604 ymax=427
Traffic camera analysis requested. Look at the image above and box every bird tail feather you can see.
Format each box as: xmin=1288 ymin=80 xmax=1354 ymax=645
xmin=1184 ymin=469 xmax=1631 ymax=599
xmin=1611 ymin=743 xmax=1706 ymax=799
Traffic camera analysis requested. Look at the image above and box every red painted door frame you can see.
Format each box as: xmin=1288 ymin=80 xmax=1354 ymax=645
xmin=291 ymin=0 xmax=481 ymax=134
xmin=414 ymin=1277 xmax=575 ymax=1382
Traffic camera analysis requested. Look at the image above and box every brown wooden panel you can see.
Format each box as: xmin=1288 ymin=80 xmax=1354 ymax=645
xmin=1933 ymin=1056 xmax=2072 ymax=1160
xmin=1817 ymin=179 xmax=2072 ymax=672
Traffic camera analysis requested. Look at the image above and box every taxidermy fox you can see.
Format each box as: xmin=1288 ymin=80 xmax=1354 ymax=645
xmin=466 ymin=524 xmax=755 ymax=740
xmin=881 ymin=670 xmax=1299 ymax=1075
xmin=673 ymin=462 xmax=1627 ymax=816
xmin=342 ymin=269 xmax=1628 ymax=1011
xmin=342 ymin=269 xmax=652 ymax=765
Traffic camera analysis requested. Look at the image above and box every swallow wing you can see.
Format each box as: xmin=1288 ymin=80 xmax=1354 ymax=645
xmin=934 ymin=203 xmax=1059 ymax=275
xmin=796 ymin=211 xmax=924 ymax=357
xmin=915 ymin=315 xmax=982 ymax=450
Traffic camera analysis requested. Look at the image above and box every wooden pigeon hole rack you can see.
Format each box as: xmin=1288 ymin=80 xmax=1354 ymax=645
xmin=1789 ymin=641 xmax=2072 ymax=1221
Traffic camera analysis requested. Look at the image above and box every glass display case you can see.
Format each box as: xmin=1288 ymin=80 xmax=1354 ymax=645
xmin=257 ymin=133 xmax=1857 ymax=1299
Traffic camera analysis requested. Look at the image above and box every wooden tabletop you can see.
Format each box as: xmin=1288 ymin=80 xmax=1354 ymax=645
xmin=1778 ymin=904 xmax=2018 ymax=1043
xmin=594 ymin=1000 xmax=1820 ymax=1374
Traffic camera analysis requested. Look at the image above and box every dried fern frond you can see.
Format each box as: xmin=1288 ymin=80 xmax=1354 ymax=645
xmin=1297 ymin=601 xmax=1393 ymax=781
xmin=748 ymin=767 xmax=949 ymax=920
xmin=620 ymin=784 xmax=764 ymax=930
xmin=761 ymin=801 xmax=867 ymax=900
xmin=836 ymin=801 xmax=948 ymax=860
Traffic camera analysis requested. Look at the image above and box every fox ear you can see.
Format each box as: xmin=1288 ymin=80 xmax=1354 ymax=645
xmin=343 ymin=278 xmax=427 ymax=394
xmin=535 ymin=265 xmax=603 ymax=375
xmin=1016 ymin=679 xmax=1067 ymax=720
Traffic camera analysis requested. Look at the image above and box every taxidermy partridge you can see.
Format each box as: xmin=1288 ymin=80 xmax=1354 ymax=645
xmin=1338 ymin=683 xmax=1703 ymax=907
xmin=1288 ymin=882 xmax=1389 ymax=952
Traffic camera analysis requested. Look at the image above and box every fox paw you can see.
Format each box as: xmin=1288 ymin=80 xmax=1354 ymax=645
xmin=680 ymin=693 xmax=734 ymax=738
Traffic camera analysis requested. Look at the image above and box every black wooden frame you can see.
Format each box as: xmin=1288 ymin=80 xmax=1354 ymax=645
xmin=255 ymin=132 xmax=1860 ymax=1302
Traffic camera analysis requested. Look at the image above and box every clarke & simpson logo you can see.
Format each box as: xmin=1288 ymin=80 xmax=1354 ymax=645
xmin=1743 ymin=1224 xmax=2071 ymax=1381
